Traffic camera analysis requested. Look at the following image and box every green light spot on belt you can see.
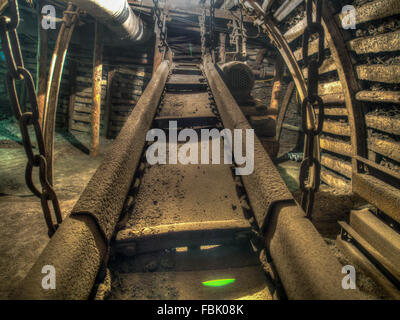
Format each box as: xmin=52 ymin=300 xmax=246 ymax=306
xmin=202 ymin=279 xmax=236 ymax=287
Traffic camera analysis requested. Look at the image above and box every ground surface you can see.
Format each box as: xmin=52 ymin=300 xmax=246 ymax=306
xmin=0 ymin=120 xmax=112 ymax=298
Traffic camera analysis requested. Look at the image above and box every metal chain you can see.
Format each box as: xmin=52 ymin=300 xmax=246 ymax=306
xmin=0 ymin=0 xmax=62 ymax=237
xmin=199 ymin=1 xmax=207 ymax=57
xmin=300 ymin=0 xmax=325 ymax=219
xmin=209 ymin=0 xmax=216 ymax=51
xmin=153 ymin=0 xmax=168 ymax=52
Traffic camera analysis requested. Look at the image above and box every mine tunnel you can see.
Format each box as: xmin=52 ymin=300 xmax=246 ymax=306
xmin=0 ymin=0 xmax=399 ymax=301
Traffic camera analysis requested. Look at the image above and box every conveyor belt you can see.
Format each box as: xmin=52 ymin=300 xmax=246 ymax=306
xmin=110 ymin=63 xmax=272 ymax=300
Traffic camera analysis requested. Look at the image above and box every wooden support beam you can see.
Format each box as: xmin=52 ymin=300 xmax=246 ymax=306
xmin=91 ymin=22 xmax=104 ymax=158
xmin=274 ymin=0 xmax=303 ymax=22
xmin=104 ymin=69 xmax=116 ymax=139
xmin=276 ymin=81 xmax=295 ymax=141
xmin=356 ymin=90 xmax=400 ymax=104
xmin=219 ymin=33 xmax=226 ymax=64
xmin=268 ymin=56 xmax=284 ymax=120
xmin=356 ymin=64 xmax=400 ymax=84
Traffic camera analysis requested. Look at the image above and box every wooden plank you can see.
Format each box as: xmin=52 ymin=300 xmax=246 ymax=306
xmin=321 ymin=168 xmax=351 ymax=191
xmin=274 ymin=0 xmax=303 ymax=22
xmin=320 ymin=136 xmax=352 ymax=157
xmin=319 ymin=81 xmax=343 ymax=96
xmin=356 ymin=90 xmax=400 ymax=104
xmin=368 ymin=135 xmax=400 ymax=163
xmin=338 ymin=0 xmax=400 ymax=26
xmin=316 ymin=107 xmax=348 ymax=116
xmin=91 ymin=22 xmax=103 ymax=158
xmin=321 ymin=93 xmax=346 ymax=105
xmin=323 ymin=120 xmax=351 ymax=137
xmin=283 ymin=15 xmax=306 ymax=43
xmin=353 ymin=173 xmax=400 ymax=223
xmin=321 ymin=154 xmax=352 ymax=179
xmin=348 ymin=31 xmax=400 ymax=54
xmin=338 ymin=221 xmax=400 ymax=282
xmin=356 ymin=65 xmax=400 ymax=84
xmin=365 ymin=114 xmax=400 ymax=136
xmin=73 ymin=113 xmax=104 ymax=123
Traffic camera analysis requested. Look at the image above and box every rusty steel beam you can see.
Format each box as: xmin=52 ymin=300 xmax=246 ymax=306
xmin=43 ymin=4 xmax=80 ymax=185
xmin=203 ymin=59 xmax=364 ymax=300
xmin=13 ymin=61 xmax=171 ymax=300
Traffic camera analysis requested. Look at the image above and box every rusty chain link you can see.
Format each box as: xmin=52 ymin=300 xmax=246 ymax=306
xmin=0 ymin=0 xmax=62 ymax=237
xmin=199 ymin=0 xmax=207 ymax=57
xmin=300 ymin=0 xmax=325 ymax=219
xmin=153 ymin=0 xmax=168 ymax=53
xmin=209 ymin=0 xmax=216 ymax=52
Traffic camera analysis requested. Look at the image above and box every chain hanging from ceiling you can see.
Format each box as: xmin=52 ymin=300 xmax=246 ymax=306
xmin=199 ymin=0 xmax=217 ymax=61
xmin=299 ymin=0 xmax=325 ymax=220
xmin=153 ymin=0 xmax=168 ymax=54
xmin=228 ymin=6 xmax=247 ymax=61
xmin=0 ymin=0 xmax=62 ymax=237
xmin=209 ymin=0 xmax=216 ymax=54
xmin=199 ymin=0 xmax=207 ymax=57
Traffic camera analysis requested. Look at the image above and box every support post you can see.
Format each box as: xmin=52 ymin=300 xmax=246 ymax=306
xmin=276 ymin=81 xmax=295 ymax=141
xmin=43 ymin=4 xmax=79 ymax=185
xmin=219 ymin=33 xmax=226 ymax=63
xmin=103 ymin=69 xmax=116 ymax=139
xmin=37 ymin=0 xmax=48 ymax=126
xmin=268 ymin=56 xmax=284 ymax=120
xmin=91 ymin=22 xmax=103 ymax=158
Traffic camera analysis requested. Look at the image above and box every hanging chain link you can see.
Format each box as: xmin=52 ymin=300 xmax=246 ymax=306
xmin=199 ymin=0 xmax=207 ymax=57
xmin=153 ymin=0 xmax=168 ymax=53
xmin=238 ymin=0 xmax=325 ymax=219
xmin=300 ymin=0 xmax=325 ymax=219
xmin=0 ymin=0 xmax=62 ymax=237
xmin=209 ymin=0 xmax=216 ymax=51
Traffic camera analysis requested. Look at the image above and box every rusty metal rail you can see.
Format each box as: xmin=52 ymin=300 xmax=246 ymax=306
xmin=12 ymin=61 xmax=170 ymax=300
xmin=203 ymin=58 xmax=364 ymax=300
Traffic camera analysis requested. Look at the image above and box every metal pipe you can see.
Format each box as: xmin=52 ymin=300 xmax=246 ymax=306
xmin=66 ymin=0 xmax=150 ymax=42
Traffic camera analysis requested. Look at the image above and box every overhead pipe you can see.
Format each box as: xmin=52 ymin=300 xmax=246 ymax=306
xmin=66 ymin=0 xmax=150 ymax=43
